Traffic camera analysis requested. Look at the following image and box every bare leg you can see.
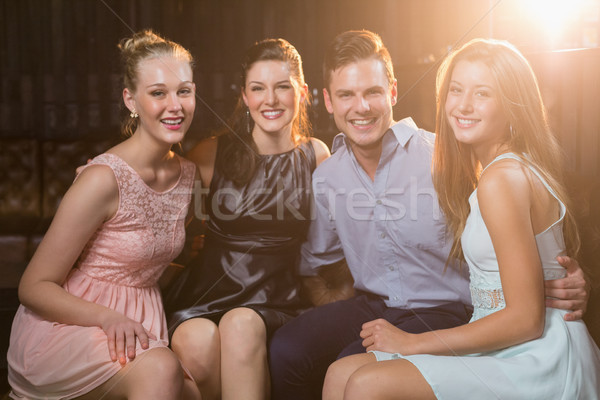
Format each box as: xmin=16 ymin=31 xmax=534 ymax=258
xmin=344 ymin=359 xmax=435 ymax=400
xmin=171 ymin=318 xmax=221 ymax=400
xmin=323 ymin=353 xmax=376 ymax=400
xmin=182 ymin=378 xmax=203 ymax=400
xmin=77 ymin=347 xmax=200 ymax=400
xmin=219 ymin=308 xmax=269 ymax=400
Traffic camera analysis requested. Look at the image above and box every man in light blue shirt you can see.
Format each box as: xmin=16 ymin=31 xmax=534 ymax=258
xmin=302 ymin=118 xmax=469 ymax=310
xmin=269 ymin=30 xmax=587 ymax=400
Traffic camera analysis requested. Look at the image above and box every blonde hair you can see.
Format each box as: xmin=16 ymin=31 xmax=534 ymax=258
xmin=118 ymin=29 xmax=194 ymax=136
xmin=433 ymin=38 xmax=580 ymax=265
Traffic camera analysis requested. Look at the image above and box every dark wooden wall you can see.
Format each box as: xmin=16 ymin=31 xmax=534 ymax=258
xmin=2 ymin=0 xmax=598 ymax=172
xmin=1 ymin=0 xmax=599 ymax=392
xmin=4 ymin=0 xmax=495 ymax=144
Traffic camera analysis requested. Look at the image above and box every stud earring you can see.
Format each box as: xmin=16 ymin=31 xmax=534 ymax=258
xmin=130 ymin=110 xmax=138 ymax=118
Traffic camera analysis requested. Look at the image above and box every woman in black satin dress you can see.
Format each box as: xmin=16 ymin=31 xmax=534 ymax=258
xmin=163 ymin=38 xmax=330 ymax=400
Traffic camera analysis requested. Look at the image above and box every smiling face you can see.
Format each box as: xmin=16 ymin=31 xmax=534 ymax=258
xmin=444 ymin=60 xmax=509 ymax=161
xmin=242 ymin=60 xmax=306 ymax=138
xmin=124 ymin=56 xmax=195 ymax=145
xmin=323 ymin=57 xmax=397 ymax=151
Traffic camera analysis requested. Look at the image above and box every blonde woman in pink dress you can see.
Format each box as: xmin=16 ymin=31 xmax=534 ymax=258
xmin=7 ymin=30 xmax=201 ymax=400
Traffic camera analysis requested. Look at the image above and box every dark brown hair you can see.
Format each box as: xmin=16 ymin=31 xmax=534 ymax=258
xmin=217 ymin=38 xmax=311 ymax=185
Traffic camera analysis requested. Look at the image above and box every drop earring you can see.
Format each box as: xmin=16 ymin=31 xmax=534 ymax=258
xmin=246 ymin=109 xmax=251 ymax=134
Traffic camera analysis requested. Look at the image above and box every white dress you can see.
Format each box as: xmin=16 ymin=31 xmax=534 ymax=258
xmin=372 ymin=153 xmax=600 ymax=399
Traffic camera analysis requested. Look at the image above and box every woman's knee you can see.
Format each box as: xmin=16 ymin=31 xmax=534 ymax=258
xmin=171 ymin=318 xmax=221 ymax=382
xmin=77 ymin=348 xmax=185 ymax=400
xmin=172 ymin=318 xmax=220 ymax=354
xmin=142 ymin=347 xmax=183 ymax=377
xmin=344 ymin=367 xmax=378 ymax=400
xmin=323 ymin=358 xmax=348 ymax=399
xmin=127 ymin=347 xmax=185 ymax=392
xmin=219 ymin=308 xmax=266 ymax=347
xmin=324 ymin=354 xmax=375 ymax=398
xmin=344 ymin=359 xmax=435 ymax=400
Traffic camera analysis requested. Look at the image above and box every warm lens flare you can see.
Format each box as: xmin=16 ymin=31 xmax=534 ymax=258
xmin=519 ymin=0 xmax=597 ymax=48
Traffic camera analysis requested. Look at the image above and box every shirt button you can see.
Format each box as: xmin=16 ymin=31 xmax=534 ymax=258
xmin=380 ymin=233 xmax=386 ymax=239
xmin=376 ymin=199 xmax=382 ymax=205
xmin=388 ymin=266 xmax=395 ymax=271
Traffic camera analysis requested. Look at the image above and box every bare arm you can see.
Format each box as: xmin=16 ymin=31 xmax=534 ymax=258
xmin=186 ymin=136 xmax=218 ymax=189
xmin=310 ymin=137 xmax=331 ymax=167
xmin=19 ymin=165 xmax=118 ymax=323
xmin=18 ymin=165 xmax=154 ymax=364
xmin=362 ymin=164 xmax=546 ymax=355
xmin=299 ymin=154 xmax=353 ymax=306
xmin=183 ymin=136 xmax=216 ymax=251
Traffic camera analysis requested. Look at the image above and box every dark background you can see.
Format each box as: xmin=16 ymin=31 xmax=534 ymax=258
xmin=2 ymin=0 xmax=599 ymax=152
xmin=1 ymin=0 xmax=599 ymax=394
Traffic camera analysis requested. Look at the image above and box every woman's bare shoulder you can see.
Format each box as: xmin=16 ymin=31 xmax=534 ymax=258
xmin=309 ymin=137 xmax=331 ymax=166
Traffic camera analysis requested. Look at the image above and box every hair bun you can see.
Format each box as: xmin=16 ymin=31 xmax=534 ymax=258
xmin=116 ymin=29 xmax=193 ymax=137
xmin=118 ymin=29 xmax=164 ymax=58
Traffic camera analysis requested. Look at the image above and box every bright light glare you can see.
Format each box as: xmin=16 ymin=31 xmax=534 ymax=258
xmin=520 ymin=0 xmax=591 ymax=47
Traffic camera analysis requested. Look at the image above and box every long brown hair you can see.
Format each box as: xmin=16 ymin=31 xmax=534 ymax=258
xmin=118 ymin=30 xmax=194 ymax=137
xmin=433 ymin=38 xmax=580 ymax=265
xmin=217 ymin=38 xmax=312 ymax=185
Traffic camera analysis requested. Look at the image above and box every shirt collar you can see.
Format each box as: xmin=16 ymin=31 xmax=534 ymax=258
xmin=331 ymin=117 xmax=418 ymax=154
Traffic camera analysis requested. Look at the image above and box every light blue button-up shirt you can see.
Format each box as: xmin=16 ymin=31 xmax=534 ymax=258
xmin=300 ymin=118 xmax=471 ymax=309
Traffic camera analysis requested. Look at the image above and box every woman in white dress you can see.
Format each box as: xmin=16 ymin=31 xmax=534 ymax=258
xmin=322 ymin=38 xmax=600 ymax=400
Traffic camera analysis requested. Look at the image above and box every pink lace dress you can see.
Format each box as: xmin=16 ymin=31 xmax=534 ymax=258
xmin=7 ymin=153 xmax=196 ymax=399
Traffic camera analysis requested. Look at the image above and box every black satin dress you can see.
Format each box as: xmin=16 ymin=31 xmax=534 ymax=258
xmin=164 ymin=136 xmax=316 ymax=339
